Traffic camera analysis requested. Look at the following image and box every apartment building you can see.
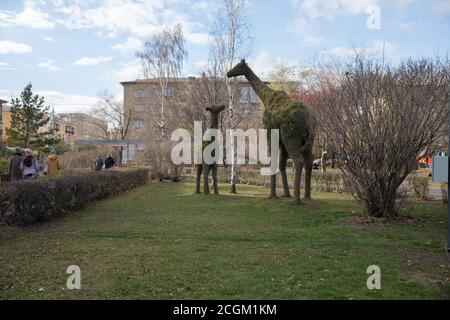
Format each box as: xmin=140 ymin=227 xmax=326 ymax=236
xmin=121 ymin=76 xmax=262 ymax=141
xmin=0 ymin=101 xmax=10 ymax=146
xmin=42 ymin=113 xmax=108 ymax=146
xmin=0 ymin=99 xmax=6 ymax=146
xmin=1 ymin=106 xmax=106 ymax=147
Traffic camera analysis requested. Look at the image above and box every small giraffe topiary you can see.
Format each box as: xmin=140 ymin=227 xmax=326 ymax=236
xmin=227 ymin=60 xmax=315 ymax=204
xmin=196 ymin=105 xmax=226 ymax=195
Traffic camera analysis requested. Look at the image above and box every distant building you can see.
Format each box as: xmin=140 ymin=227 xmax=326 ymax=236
xmin=0 ymin=101 xmax=10 ymax=146
xmin=41 ymin=113 xmax=108 ymax=147
xmin=1 ymin=104 xmax=106 ymax=147
xmin=120 ymin=76 xmax=262 ymax=160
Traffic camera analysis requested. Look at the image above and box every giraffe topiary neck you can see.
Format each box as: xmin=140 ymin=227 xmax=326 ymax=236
xmin=243 ymin=67 xmax=275 ymax=104
xmin=210 ymin=115 xmax=220 ymax=129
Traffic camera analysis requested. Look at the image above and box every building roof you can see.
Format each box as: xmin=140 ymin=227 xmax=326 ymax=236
xmin=0 ymin=99 xmax=7 ymax=104
xmin=120 ymin=76 xmax=253 ymax=86
xmin=120 ymin=77 xmax=197 ymax=86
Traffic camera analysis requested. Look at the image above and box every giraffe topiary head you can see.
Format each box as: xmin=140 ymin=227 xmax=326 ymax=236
xmin=227 ymin=59 xmax=247 ymax=78
xmin=206 ymin=105 xmax=226 ymax=114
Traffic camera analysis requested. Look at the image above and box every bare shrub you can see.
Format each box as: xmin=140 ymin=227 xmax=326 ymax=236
xmin=60 ymin=147 xmax=120 ymax=171
xmin=312 ymin=55 xmax=449 ymax=218
xmin=441 ymin=183 xmax=448 ymax=204
xmin=145 ymin=139 xmax=183 ymax=182
xmin=407 ymin=175 xmax=430 ymax=200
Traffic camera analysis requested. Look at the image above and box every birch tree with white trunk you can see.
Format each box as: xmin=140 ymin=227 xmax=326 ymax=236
xmin=136 ymin=24 xmax=188 ymax=138
xmin=210 ymin=0 xmax=252 ymax=193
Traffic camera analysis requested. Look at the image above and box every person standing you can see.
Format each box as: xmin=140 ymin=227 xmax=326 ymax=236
xmin=94 ymin=154 xmax=104 ymax=171
xmin=104 ymin=153 xmax=115 ymax=169
xmin=9 ymin=148 xmax=23 ymax=181
xmin=20 ymin=148 xmax=39 ymax=179
xmin=46 ymin=149 xmax=62 ymax=176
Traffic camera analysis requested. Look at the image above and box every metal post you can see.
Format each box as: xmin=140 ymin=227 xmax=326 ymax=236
xmin=447 ymin=84 xmax=450 ymax=252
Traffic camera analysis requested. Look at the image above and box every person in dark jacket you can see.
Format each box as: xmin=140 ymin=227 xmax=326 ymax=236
xmin=9 ymin=148 xmax=23 ymax=181
xmin=94 ymin=154 xmax=104 ymax=171
xmin=104 ymin=153 xmax=115 ymax=169
xmin=20 ymin=148 xmax=39 ymax=179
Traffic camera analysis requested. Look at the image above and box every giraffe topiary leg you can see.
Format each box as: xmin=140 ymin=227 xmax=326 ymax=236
xmin=212 ymin=164 xmax=219 ymax=195
xmin=279 ymin=143 xmax=291 ymax=198
xmin=294 ymin=158 xmax=304 ymax=205
xmin=196 ymin=164 xmax=202 ymax=194
xmin=303 ymin=149 xmax=313 ymax=199
xmin=203 ymin=164 xmax=210 ymax=195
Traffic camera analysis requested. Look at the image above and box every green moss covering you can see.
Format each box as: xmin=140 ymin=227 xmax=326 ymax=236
xmin=262 ymin=97 xmax=308 ymax=131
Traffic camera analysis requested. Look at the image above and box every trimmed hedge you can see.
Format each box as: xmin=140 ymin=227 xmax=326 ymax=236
xmin=0 ymin=168 xmax=149 ymax=226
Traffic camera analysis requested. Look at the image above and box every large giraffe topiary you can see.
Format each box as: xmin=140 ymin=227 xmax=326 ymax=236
xmin=227 ymin=60 xmax=315 ymax=204
xmin=196 ymin=105 xmax=226 ymax=195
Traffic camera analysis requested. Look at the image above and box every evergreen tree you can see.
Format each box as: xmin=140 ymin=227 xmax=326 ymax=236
xmin=6 ymin=83 xmax=53 ymax=148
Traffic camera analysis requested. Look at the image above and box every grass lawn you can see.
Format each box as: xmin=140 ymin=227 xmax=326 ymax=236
xmin=0 ymin=182 xmax=449 ymax=299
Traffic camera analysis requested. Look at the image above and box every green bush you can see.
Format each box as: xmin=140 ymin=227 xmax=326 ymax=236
xmin=0 ymin=159 xmax=8 ymax=171
xmin=0 ymin=168 xmax=149 ymax=226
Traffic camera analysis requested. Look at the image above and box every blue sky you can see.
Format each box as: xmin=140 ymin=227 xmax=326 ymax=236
xmin=0 ymin=0 xmax=449 ymax=112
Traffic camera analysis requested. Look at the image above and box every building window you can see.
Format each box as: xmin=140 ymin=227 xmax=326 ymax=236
xmin=50 ymin=122 xmax=60 ymax=132
xmin=134 ymin=105 xmax=144 ymax=112
xmin=65 ymin=126 xmax=75 ymax=134
xmin=149 ymin=89 xmax=158 ymax=97
xmin=134 ymin=89 xmax=145 ymax=98
xmin=240 ymin=87 xmax=259 ymax=103
xmin=163 ymin=87 xmax=173 ymax=97
xmin=134 ymin=119 xmax=144 ymax=129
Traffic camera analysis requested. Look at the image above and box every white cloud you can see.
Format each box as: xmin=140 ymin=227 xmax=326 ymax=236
xmin=285 ymin=15 xmax=326 ymax=46
xmin=0 ymin=41 xmax=32 ymax=54
xmin=108 ymin=60 xmax=143 ymax=81
xmin=292 ymin=0 xmax=378 ymax=19
xmin=39 ymin=90 xmax=99 ymax=113
xmin=0 ymin=62 xmax=14 ymax=71
xmin=251 ymin=49 xmax=298 ymax=78
xmin=38 ymin=59 xmax=60 ymax=71
xmin=391 ymin=0 xmax=415 ymax=9
xmin=0 ymin=89 xmax=98 ymax=113
xmin=186 ymin=32 xmax=212 ymax=45
xmin=192 ymin=0 xmax=218 ymax=22
xmin=323 ymin=40 xmax=394 ymax=59
xmin=50 ymin=0 xmax=210 ymax=45
xmin=74 ymin=56 xmax=112 ymax=66
xmin=288 ymin=0 xmax=379 ymax=46
xmin=111 ymin=37 xmax=143 ymax=54
xmin=0 ymin=0 xmax=54 ymax=29
xmin=397 ymin=21 xmax=416 ymax=31
xmin=42 ymin=36 xmax=55 ymax=42
xmin=433 ymin=0 xmax=450 ymax=13
xmin=1 ymin=1 xmax=211 ymax=46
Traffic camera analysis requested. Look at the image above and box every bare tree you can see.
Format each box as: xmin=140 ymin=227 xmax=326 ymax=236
xmin=88 ymin=90 xmax=133 ymax=164
xmin=211 ymin=0 xmax=252 ymax=193
xmin=136 ymin=24 xmax=188 ymax=138
xmin=312 ymin=55 xmax=449 ymax=218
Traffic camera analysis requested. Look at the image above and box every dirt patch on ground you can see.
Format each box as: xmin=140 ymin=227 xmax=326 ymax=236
xmin=342 ymin=214 xmax=423 ymax=231
xmin=401 ymin=251 xmax=450 ymax=267
xmin=402 ymin=251 xmax=450 ymax=299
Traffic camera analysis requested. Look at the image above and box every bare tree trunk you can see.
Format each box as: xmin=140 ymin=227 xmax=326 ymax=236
xmin=227 ymin=78 xmax=238 ymax=193
xmin=361 ymin=183 xmax=398 ymax=218
xmin=119 ymin=146 xmax=124 ymax=166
